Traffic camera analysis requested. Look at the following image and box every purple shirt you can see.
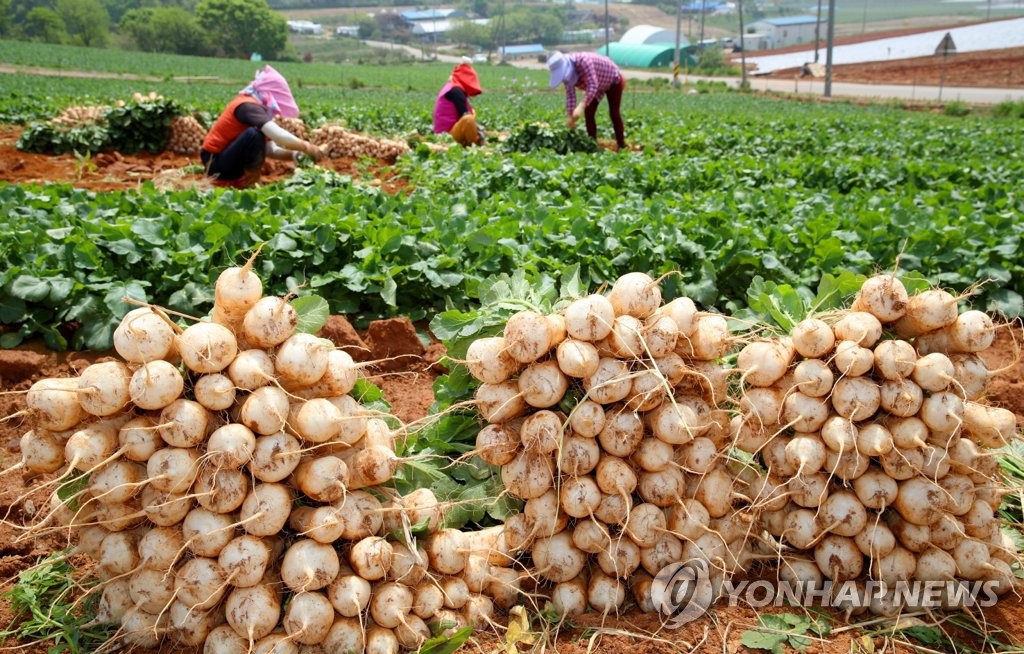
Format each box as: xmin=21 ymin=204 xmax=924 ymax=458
xmin=565 ymin=52 xmax=623 ymax=115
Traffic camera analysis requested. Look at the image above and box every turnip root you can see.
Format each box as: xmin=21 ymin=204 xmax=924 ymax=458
xmin=854 ymin=522 xmax=896 ymax=559
xmin=475 ymin=423 xmax=520 ymax=466
xmin=475 ymin=381 xmax=528 ymax=423
xmin=894 ymin=477 xmax=946 ymax=526
xmin=129 ymin=360 xmax=185 ymax=411
xmin=183 ymin=508 xmax=236 ymax=557
xmin=242 ymin=297 xmax=297 ymax=349
xmin=556 ymin=339 xmax=600 ymax=378
xmin=26 ymin=378 xmax=84 ymax=431
xmin=880 ymin=379 xmax=923 ymax=418
xmin=240 ymin=386 xmax=290 ymax=436
xmin=832 ymin=340 xmax=874 ymax=377
xmin=329 ymin=574 xmax=372 ymax=617
xmin=565 ymin=295 xmax=616 ymax=342
xmin=559 ymin=434 xmax=601 ymax=475
xmin=228 ymin=349 xmax=275 ymax=391
xmin=250 ymin=432 xmax=302 ymax=483
xmin=365 ymin=626 xmax=400 ymax=654
xmin=791 ymin=318 xmax=835 ymax=359
xmin=518 ymin=360 xmax=568 ymax=408
xmin=219 ymin=535 xmax=271 ymax=588
xmin=194 ymin=374 xmax=236 ymax=411
xmin=175 ymin=556 xmax=228 ymax=610
xmin=178 ymin=322 xmax=237 ymax=374
xmin=963 ymin=402 xmax=1017 ymax=448
xmin=919 ymin=391 xmax=965 ymax=433
xmin=225 ymin=582 xmax=281 ymax=641
xmin=369 ymin=582 xmax=413 ymax=629
xmin=583 ymin=358 xmax=632 ymax=405
xmin=677 ymin=313 xmax=731 ymax=360
xmin=950 ymin=354 xmax=989 ymax=401
xmin=283 ymin=592 xmax=334 ymax=645
xmin=782 ymin=393 xmax=829 ymax=433
xmin=793 ymin=359 xmax=834 ymax=398
xmin=831 ymin=377 xmax=880 ymax=421
xmin=532 ymin=531 xmax=586 ymax=583
xmin=814 ymin=535 xmax=864 ymax=582
xmin=466 ymin=337 xmax=518 ymax=384
xmin=78 ymin=361 xmax=132 ymax=417
xmin=504 ymin=311 xmax=554 ymax=364
xmin=114 ymin=308 xmax=177 ymax=363
xmin=833 ymin=311 xmax=883 ymax=348
xmin=852 ymin=274 xmax=908 ymax=322
xmin=893 ymin=289 xmax=958 ymax=338
xmin=501 ymin=449 xmax=553 ymax=500
xmin=738 ymin=340 xmax=792 ymax=387
xmin=240 ymin=483 xmax=292 ymax=537
xmin=425 ymin=529 xmax=468 ymax=575
xmin=146 ymin=446 xmax=199 ymax=494
xmin=609 ymin=272 xmax=661 ymax=318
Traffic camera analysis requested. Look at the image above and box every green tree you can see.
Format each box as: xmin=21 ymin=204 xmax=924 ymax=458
xmin=56 ymin=0 xmax=110 ymax=47
xmin=121 ymin=6 xmax=208 ymax=54
xmin=448 ymin=19 xmax=491 ymax=49
xmin=0 ymin=0 xmax=11 ymax=36
xmin=195 ymin=0 xmax=287 ymax=59
xmin=21 ymin=6 xmax=67 ymax=43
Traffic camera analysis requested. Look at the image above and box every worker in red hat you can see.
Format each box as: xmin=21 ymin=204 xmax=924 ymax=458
xmin=433 ymin=57 xmax=486 ymax=146
xmin=547 ymin=51 xmax=626 ymax=150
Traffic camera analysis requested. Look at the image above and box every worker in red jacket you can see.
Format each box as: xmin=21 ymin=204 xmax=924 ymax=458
xmin=433 ymin=57 xmax=485 ymax=146
xmin=547 ymin=51 xmax=627 ymax=150
xmin=201 ymin=65 xmax=323 ymax=188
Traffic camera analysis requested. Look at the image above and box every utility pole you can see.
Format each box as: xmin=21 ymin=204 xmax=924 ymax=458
xmin=738 ymin=0 xmax=747 ymax=88
xmin=698 ymin=0 xmax=706 ymax=46
xmin=605 ymin=0 xmax=610 ymax=52
xmin=673 ymin=2 xmax=683 ymax=87
xmin=861 ymin=0 xmax=868 ymax=34
xmin=813 ymin=0 xmax=823 ymax=63
xmin=824 ymin=0 xmax=836 ymax=97
xmin=986 ymin=0 xmax=992 ymax=20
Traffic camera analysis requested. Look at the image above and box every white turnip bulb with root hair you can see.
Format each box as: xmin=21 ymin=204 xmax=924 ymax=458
xmin=642 ymin=314 xmax=679 ymax=358
xmin=401 ymin=488 xmax=443 ymax=532
xmin=26 ymin=377 xmax=83 ymax=431
xmin=953 ymin=539 xmax=994 ymax=581
xmin=609 ymin=271 xmax=661 ymax=318
xmin=656 ymin=296 xmax=698 ymax=337
xmin=251 ymin=633 xmax=297 ymax=654
xmin=475 ymin=381 xmax=527 ymax=423
xmin=825 ymin=447 xmax=870 ymax=481
xmin=919 ymin=391 xmax=964 ymax=433
xmin=814 ymin=535 xmax=864 ymax=582
xmin=369 ymin=582 xmax=413 ymax=629
xmin=598 ymin=408 xmax=644 ymax=457
xmin=789 ymin=472 xmax=830 ymax=508
xmin=158 ymin=399 xmax=210 ymax=448
xmin=559 ymin=475 xmax=601 ymax=518
xmin=329 ymin=574 xmax=372 ymax=617
xmin=242 ymin=296 xmax=298 ymax=348
xmin=856 ymin=423 xmax=893 ymax=457
xmin=761 ymin=436 xmax=798 ymax=476
xmin=281 ymin=539 xmax=340 ymax=593
xmin=880 ymin=379 xmax=923 ymax=418
xmin=517 ymin=360 xmax=568 ymax=408
xmin=624 ymin=502 xmax=667 ymax=548
xmin=852 ymin=274 xmax=908 ymax=322
xmin=324 ymin=394 xmax=367 ymax=446
xmin=218 ymin=535 xmax=271 ymax=588
xmin=782 ymin=392 xmax=829 ymax=433
xmin=145 ymin=446 xmax=199 ymax=494
xmin=597 ymin=536 xmax=641 ymax=578
xmin=963 ymin=402 xmax=1017 ymax=448
xmin=532 ymin=531 xmax=586 ymax=583
xmin=503 ymin=310 xmax=554 ymax=364
xmin=820 ymin=415 xmax=858 ymax=453
xmin=737 ymin=340 xmax=792 ymax=387
xmin=831 ymin=377 xmax=880 ymax=421
xmin=175 ymin=556 xmax=228 ymax=610
xmin=784 ymin=509 xmax=822 ymax=550
xmin=225 ymin=582 xmax=281 ymax=641
xmin=205 ymin=624 xmax=249 ymax=654
xmin=583 ymin=357 xmax=632 ymax=405
xmin=97 ymin=531 xmax=141 ymax=578
xmin=240 ymin=386 xmax=290 ymax=436
xmin=791 ymin=318 xmax=835 ymax=359
xmin=595 ymin=492 xmax=632 ymax=525
xmin=607 ymin=315 xmax=644 ymax=359
xmin=853 ymin=467 xmax=898 ymax=510
xmin=249 ymin=431 xmax=302 ymax=482
xmin=141 ymin=486 xmax=191 ymax=526
xmin=114 ymin=308 xmax=177 ymax=363
xmin=87 ymin=460 xmax=145 ymax=505
xmin=873 ymin=339 xmax=917 ymax=381
xmin=194 ymin=373 xmax=235 ymax=411
xmin=347 ymin=445 xmax=398 ymax=489
xmin=501 ymin=449 xmax=553 ymax=500
xmin=649 ymin=396 xmax=710 ymax=444
xmin=793 ymin=359 xmax=833 ymax=397
xmin=588 ymin=570 xmax=625 ymax=615
xmin=676 ymin=313 xmax=730 ymax=360
xmin=568 ymin=399 xmax=605 ymax=437
xmin=288 ymin=399 xmax=342 ymax=444
xmin=631 ymin=437 xmax=674 ymax=473
xmin=893 ymin=288 xmax=959 ymax=338
xmin=624 ymin=368 xmax=666 ymax=412
xmin=564 ymin=294 xmax=615 ymax=342
xmin=855 ymin=521 xmax=897 ymax=559
xmin=120 ymin=609 xmax=167 ymax=648
xmin=334 ymin=491 xmax=384 ymax=540
xmin=424 ymin=529 xmax=469 ymax=575
xmin=291 ymin=456 xmax=349 ymax=503
xmin=283 ymin=592 xmax=334 ymax=645
xmin=466 ymin=336 xmax=518 ymax=384
xmin=912 ymin=352 xmax=954 ymax=392
xmin=552 ymin=577 xmax=588 ymax=617
xmin=693 ymin=467 xmax=734 ymax=518
xmin=96 ymin=580 xmax=136 ymax=625
xmin=365 ymin=626 xmax=400 ymax=654
xmin=206 ymin=423 xmax=256 ymax=469
xmin=526 ymin=490 xmax=569 ymax=536
xmin=653 ymin=352 xmax=687 ymax=386
xmin=740 ymin=386 xmax=785 ymax=429
xmin=177 ymin=322 xmax=237 ymax=374
xmin=943 ymin=310 xmax=996 ymax=353
xmin=785 ymin=434 xmax=827 ymax=475
xmin=182 ymin=509 xmax=235 ymax=556
xmin=18 ymin=430 xmax=66 ymax=474
xmin=294 ymin=349 xmax=358 ymax=399
xmin=894 ymin=477 xmax=946 ymax=526
xmin=240 ymin=482 xmax=292 ymax=537
xmin=951 ymin=353 xmax=990 ymax=401
xmin=128 ymin=568 xmax=176 ymax=615
xmin=289 ymin=505 xmax=344 ymax=544
xmin=556 ymin=339 xmax=600 ymax=378
xmin=128 ymin=361 xmax=185 ymax=413
xmin=275 ymin=333 xmax=331 ymax=387
xmin=475 ymin=423 xmax=520 ymax=466
xmin=228 ymin=349 xmax=275 ymax=391
xmin=78 ymin=361 xmax=132 ymax=417
xmin=520 ymin=409 xmax=562 ymax=454
xmin=817 ymin=491 xmax=868 ymax=538
xmin=440 ymin=577 xmax=470 ymax=609
xmin=395 ymin=614 xmax=432 ymax=649
xmin=215 ymin=260 xmax=263 ymax=313
xmin=833 ymin=340 xmax=874 ymax=377
xmin=573 ymin=518 xmax=611 ymax=553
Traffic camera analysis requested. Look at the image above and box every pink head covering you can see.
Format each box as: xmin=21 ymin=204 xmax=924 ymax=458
xmin=241 ymin=65 xmax=300 ymax=118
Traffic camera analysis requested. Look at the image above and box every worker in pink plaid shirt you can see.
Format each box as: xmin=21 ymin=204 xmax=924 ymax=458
xmin=547 ymin=50 xmax=627 ymax=150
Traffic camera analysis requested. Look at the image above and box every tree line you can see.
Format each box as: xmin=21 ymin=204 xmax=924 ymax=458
xmin=0 ymin=0 xmax=289 ymax=59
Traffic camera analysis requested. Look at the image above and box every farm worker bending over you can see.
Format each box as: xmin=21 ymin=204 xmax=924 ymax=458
xmin=547 ymin=51 xmax=627 ymax=151
xmin=201 ymin=65 xmax=323 ymax=188
xmin=433 ymin=57 xmax=486 ymax=146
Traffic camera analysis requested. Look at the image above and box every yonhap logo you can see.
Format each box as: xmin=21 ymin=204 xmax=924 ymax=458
xmin=650 ymin=559 xmax=715 ymax=628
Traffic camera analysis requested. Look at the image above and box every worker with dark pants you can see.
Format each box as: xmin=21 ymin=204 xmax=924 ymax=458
xmin=547 ymin=51 xmax=627 ymax=150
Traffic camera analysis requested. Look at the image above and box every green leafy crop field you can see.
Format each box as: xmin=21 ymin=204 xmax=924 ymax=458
xmin=0 ymin=55 xmax=1021 ymax=350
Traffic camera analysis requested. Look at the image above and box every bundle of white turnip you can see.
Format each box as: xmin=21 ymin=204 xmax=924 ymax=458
xmin=310 ymin=125 xmax=410 ymax=160
xmin=167 ymin=116 xmax=206 ymax=155
xmin=13 ymin=260 xmax=518 ymax=653
xmin=466 ymin=272 xmax=758 ymax=619
xmin=739 ymin=274 xmax=1020 ymax=616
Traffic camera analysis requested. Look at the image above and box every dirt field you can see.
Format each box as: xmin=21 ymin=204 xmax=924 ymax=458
xmin=0 ymin=137 xmax=1023 ymax=654
xmin=767 ymin=47 xmax=1024 ymax=89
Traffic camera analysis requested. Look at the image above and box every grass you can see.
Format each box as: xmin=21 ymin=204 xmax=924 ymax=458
xmin=0 ymin=551 xmax=111 ymax=654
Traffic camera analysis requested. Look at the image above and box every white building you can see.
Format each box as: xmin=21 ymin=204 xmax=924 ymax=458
xmin=287 ymin=20 xmax=324 ymax=35
xmin=747 ymin=15 xmax=822 ymax=50
xmin=619 ymin=24 xmax=687 ymax=46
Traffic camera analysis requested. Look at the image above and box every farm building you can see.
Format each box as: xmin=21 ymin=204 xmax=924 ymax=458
xmin=597 ymin=43 xmax=697 ymax=68
xmin=619 ymin=24 xmax=689 ymax=47
xmin=399 ymin=8 xmax=468 ymax=22
xmin=748 ymin=15 xmax=822 ymax=49
xmin=287 ymin=20 xmax=323 ymax=35
xmin=412 ymin=18 xmax=490 ymax=39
